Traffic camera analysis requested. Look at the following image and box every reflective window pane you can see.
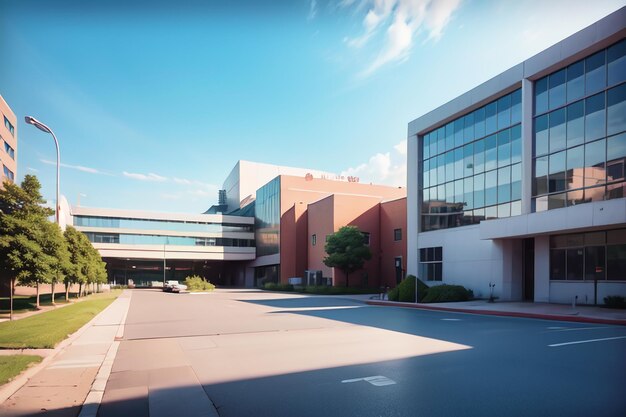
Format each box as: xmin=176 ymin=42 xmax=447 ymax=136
xmin=464 ymin=113 xmax=474 ymax=144
xmin=549 ymin=108 xmax=567 ymax=152
xmin=511 ymin=163 xmax=522 ymax=200
xmin=535 ymin=114 xmax=549 ymax=156
xmin=485 ymin=170 xmax=497 ymax=206
xmin=454 ymin=148 xmax=463 ymax=179
xmin=497 ymin=166 xmax=511 ymax=204
xmin=549 ymin=193 xmax=566 ymax=210
xmin=454 ymin=118 xmax=464 ymax=148
xmin=497 ymin=94 xmax=511 ymax=129
xmin=550 ymin=249 xmax=566 ymax=280
xmin=445 ymin=151 xmax=454 ymax=182
xmin=566 ymin=145 xmax=584 ymax=190
xmin=463 ymin=143 xmax=473 ymax=177
xmin=607 ymin=39 xmax=626 ymax=87
xmin=585 ymin=92 xmax=606 ymax=142
xmin=474 ymin=174 xmax=485 ymax=209
xmin=607 ymin=132 xmax=626 ymax=181
xmin=584 ymin=139 xmax=606 ymax=187
xmin=585 ymin=50 xmax=606 ymax=95
xmin=535 ymin=77 xmax=548 ymax=115
xmin=511 ymin=124 xmax=522 ymax=164
xmin=511 ymin=200 xmax=522 ymax=216
xmin=485 ymin=134 xmax=497 ymax=171
xmin=549 ymin=69 xmax=566 ymax=110
xmin=607 ymin=243 xmax=626 ymax=280
xmin=474 ymin=107 xmax=486 ymax=139
xmin=607 ymin=83 xmax=626 ymax=136
xmin=454 ymin=179 xmax=464 ymax=204
xmin=549 ymin=151 xmax=566 ymax=193
xmin=567 ymin=60 xmax=585 ymax=102
xmin=464 ymin=177 xmax=474 ymax=210
xmin=445 ymin=122 xmax=454 ymax=151
xmin=497 ymin=128 xmax=510 ymax=168
xmin=511 ymin=89 xmax=522 ymax=125
xmin=485 ymin=102 xmax=497 ymax=135
xmin=566 ymin=100 xmax=585 ymax=147
xmin=534 ymin=156 xmax=548 ymax=196
xmin=474 ymin=138 xmax=485 ymax=173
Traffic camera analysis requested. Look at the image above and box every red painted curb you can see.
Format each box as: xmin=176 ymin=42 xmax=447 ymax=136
xmin=366 ymin=301 xmax=626 ymax=326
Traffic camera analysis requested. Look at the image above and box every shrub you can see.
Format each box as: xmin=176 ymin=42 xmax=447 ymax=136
xmin=184 ymin=275 xmax=215 ymax=292
xmin=388 ymin=275 xmax=429 ymax=302
xmin=421 ymin=284 xmax=472 ymax=303
xmin=263 ymin=282 xmax=294 ymax=292
xmin=603 ymin=295 xmax=626 ymax=309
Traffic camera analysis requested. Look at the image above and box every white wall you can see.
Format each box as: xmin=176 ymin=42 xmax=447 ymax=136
xmin=418 ymin=226 xmax=522 ymax=300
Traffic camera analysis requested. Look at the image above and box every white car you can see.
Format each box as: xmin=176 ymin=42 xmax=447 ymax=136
xmin=163 ymin=280 xmax=187 ymax=292
xmin=171 ymin=282 xmax=188 ymax=293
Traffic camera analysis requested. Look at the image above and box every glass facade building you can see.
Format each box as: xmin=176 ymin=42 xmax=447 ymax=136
xmin=420 ymin=89 xmax=522 ymax=231
xmin=533 ymin=39 xmax=626 ymax=211
xmin=408 ymin=9 xmax=626 ymax=304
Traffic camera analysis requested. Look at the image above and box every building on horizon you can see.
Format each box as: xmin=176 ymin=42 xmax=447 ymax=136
xmin=0 ymin=95 xmax=17 ymax=188
xmin=407 ymin=7 xmax=626 ymax=304
xmin=65 ymin=160 xmax=407 ymax=289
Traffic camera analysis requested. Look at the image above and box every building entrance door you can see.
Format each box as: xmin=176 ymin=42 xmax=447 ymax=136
xmin=522 ymin=238 xmax=535 ymax=301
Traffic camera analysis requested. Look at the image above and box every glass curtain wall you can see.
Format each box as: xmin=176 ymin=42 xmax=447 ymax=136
xmin=420 ymin=89 xmax=522 ymax=231
xmin=75 ymin=216 xmax=253 ymax=233
xmin=533 ymin=39 xmax=626 ymax=211
xmin=255 ymin=177 xmax=281 ymax=256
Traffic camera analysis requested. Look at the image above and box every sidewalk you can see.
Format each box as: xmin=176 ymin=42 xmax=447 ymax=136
xmin=0 ymin=290 xmax=132 ymax=417
xmin=366 ymin=298 xmax=626 ymax=325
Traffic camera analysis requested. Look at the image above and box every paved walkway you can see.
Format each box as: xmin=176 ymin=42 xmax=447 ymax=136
xmin=0 ymin=290 xmax=132 ymax=417
xmin=366 ymin=298 xmax=626 ymax=325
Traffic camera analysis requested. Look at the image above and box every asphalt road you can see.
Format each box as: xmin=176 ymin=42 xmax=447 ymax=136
xmin=99 ymin=289 xmax=626 ymax=417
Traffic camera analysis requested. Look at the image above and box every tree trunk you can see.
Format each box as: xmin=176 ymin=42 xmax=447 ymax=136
xmin=36 ymin=282 xmax=40 ymax=309
xmin=65 ymin=282 xmax=70 ymax=301
xmin=78 ymin=282 xmax=83 ymax=298
xmin=51 ymin=281 xmax=56 ymax=306
xmin=10 ymin=278 xmax=14 ymax=321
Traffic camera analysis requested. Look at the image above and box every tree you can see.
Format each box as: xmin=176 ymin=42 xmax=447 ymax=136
xmin=64 ymin=226 xmax=89 ymax=299
xmin=323 ymin=226 xmax=372 ymax=287
xmin=0 ymin=176 xmax=59 ymax=310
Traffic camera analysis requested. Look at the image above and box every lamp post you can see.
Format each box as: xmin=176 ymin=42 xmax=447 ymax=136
xmin=24 ymin=116 xmax=60 ymax=225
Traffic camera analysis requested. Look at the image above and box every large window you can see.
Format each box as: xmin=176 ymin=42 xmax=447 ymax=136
xmin=533 ymin=39 xmax=626 ymax=211
xmin=3 ymin=140 xmax=14 ymax=159
xmin=421 ymin=89 xmax=522 ymax=231
xmin=255 ymin=177 xmax=280 ymax=257
xmin=2 ymin=165 xmax=14 ymax=182
xmin=3 ymin=116 xmax=14 ymax=136
xmin=419 ymin=247 xmax=442 ymax=281
xmin=74 ymin=215 xmax=252 ymax=233
xmin=83 ymin=232 xmax=254 ymax=247
xmin=550 ymin=229 xmax=626 ymax=281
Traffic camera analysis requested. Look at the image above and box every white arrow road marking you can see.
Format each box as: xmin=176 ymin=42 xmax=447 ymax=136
xmin=341 ymin=376 xmax=396 ymax=386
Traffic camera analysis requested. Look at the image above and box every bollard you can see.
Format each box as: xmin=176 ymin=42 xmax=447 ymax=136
xmin=572 ymin=295 xmax=578 ymax=310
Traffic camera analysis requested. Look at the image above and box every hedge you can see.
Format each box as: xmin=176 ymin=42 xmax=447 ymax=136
xmin=388 ymin=275 xmax=429 ymax=302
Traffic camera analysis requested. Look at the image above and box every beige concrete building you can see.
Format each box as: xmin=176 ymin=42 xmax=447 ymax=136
xmin=0 ymin=95 xmax=17 ymax=188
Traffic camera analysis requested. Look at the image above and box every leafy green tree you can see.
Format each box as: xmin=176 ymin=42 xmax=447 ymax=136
xmin=323 ymin=226 xmax=372 ymax=287
xmin=64 ymin=226 xmax=90 ymax=299
xmin=0 ymin=176 xmax=59 ymax=310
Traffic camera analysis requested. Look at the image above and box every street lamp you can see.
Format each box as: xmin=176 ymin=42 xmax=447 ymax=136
xmin=24 ymin=116 xmax=60 ymax=225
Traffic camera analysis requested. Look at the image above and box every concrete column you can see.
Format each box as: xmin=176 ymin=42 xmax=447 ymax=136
xmin=521 ymin=78 xmax=534 ymax=215
xmin=534 ymin=235 xmax=550 ymax=302
xmin=407 ymin=133 xmax=420 ymax=277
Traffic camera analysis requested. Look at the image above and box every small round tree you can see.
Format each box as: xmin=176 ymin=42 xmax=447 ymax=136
xmin=323 ymin=226 xmax=372 ymax=287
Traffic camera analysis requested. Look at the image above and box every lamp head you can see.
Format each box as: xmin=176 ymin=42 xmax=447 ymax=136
xmin=24 ymin=116 xmax=52 ymax=133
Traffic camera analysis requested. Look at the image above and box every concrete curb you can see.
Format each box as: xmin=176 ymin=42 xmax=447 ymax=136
xmin=366 ymin=300 xmax=626 ymax=326
xmin=79 ymin=290 xmax=132 ymax=417
xmin=0 ymin=291 xmax=129 ymax=405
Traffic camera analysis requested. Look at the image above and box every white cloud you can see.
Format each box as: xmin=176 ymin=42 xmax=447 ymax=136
xmin=344 ymin=0 xmax=462 ymax=77
xmin=123 ymin=171 xmax=168 ymax=182
xmin=27 ymin=167 xmax=39 ymax=172
xmin=341 ymin=140 xmax=407 ymax=187
xmin=41 ymin=159 xmax=111 ymax=175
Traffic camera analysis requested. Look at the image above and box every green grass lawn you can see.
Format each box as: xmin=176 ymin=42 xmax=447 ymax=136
xmin=0 ymin=355 xmax=42 ymax=385
xmin=0 ymin=291 xmax=120 ymax=349
xmin=0 ymin=292 xmax=78 ymax=316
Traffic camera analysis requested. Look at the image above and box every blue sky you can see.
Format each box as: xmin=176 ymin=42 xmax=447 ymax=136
xmin=1 ymin=0 xmax=624 ymax=213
